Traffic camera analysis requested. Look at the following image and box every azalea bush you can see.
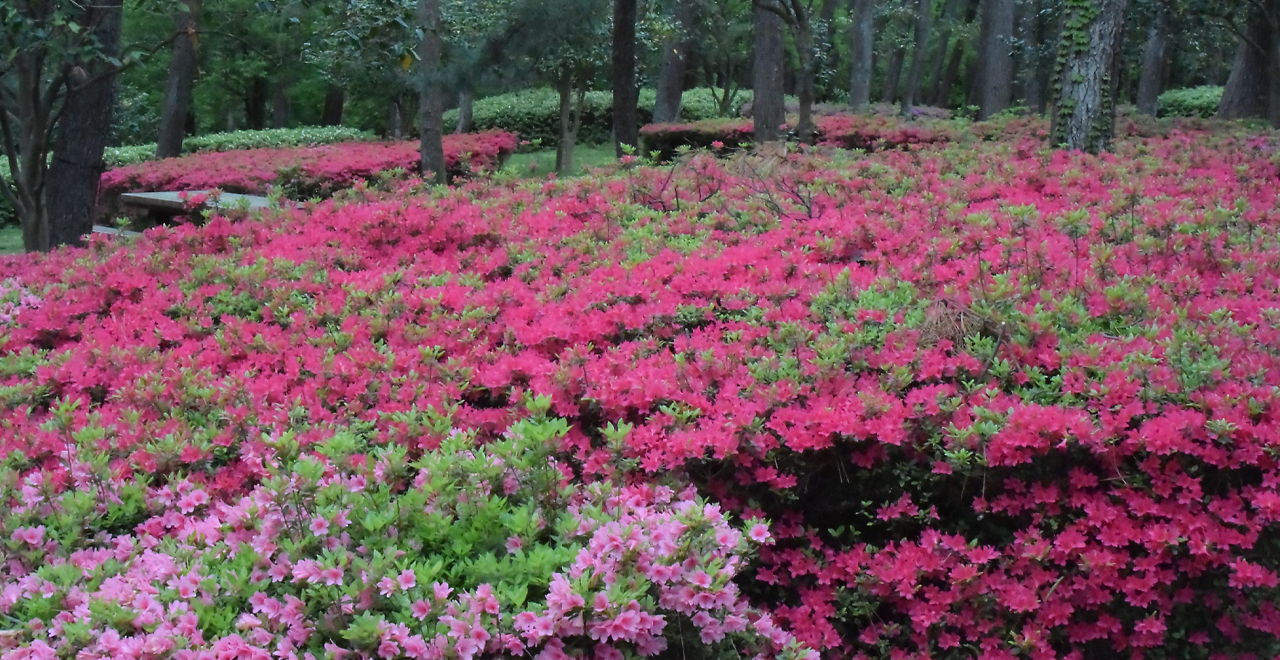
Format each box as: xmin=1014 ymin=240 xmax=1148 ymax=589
xmin=640 ymin=114 xmax=952 ymax=160
xmin=2 ymin=120 xmax=1280 ymax=659
xmin=99 ymin=131 xmax=518 ymax=202
xmin=0 ymin=408 xmax=808 ymax=660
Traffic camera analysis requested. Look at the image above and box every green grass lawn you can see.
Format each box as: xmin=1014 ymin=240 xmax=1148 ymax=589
xmin=0 ymin=225 xmax=21 ymax=255
xmin=503 ymin=145 xmax=617 ymax=179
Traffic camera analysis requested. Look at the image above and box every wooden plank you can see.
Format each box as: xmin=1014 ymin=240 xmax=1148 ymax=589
xmin=92 ymin=225 xmax=142 ymax=238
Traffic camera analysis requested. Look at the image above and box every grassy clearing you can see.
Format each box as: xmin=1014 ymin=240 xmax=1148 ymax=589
xmin=503 ymin=145 xmax=617 ymax=179
xmin=0 ymin=225 xmax=21 ymax=255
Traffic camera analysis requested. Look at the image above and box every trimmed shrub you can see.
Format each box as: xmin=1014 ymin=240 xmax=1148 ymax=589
xmin=444 ymin=88 xmax=749 ymax=148
xmin=640 ymin=113 xmax=952 ymax=159
xmin=105 ymin=126 xmax=374 ymax=167
xmin=1157 ymin=86 xmax=1223 ymax=118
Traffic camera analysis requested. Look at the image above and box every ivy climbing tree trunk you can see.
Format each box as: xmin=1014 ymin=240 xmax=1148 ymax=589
xmin=849 ymin=0 xmax=875 ymax=110
xmin=417 ymin=0 xmax=447 ymax=184
xmin=1050 ymin=0 xmax=1129 ymax=153
xmin=752 ymin=3 xmax=786 ymax=142
xmin=976 ymin=0 xmax=1014 ymax=119
xmin=156 ymin=0 xmax=201 ymax=159
xmin=612 ymin=0 xmax=639 ymax=156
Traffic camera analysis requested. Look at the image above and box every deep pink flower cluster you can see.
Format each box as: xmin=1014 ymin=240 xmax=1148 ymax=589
xmin=639 ymin=113 xmax=951 ymax=158
xmin=99 ymin=131 xmax=518 ymax=200
xmin=3 ymin=120 xmax=1280 ymax=658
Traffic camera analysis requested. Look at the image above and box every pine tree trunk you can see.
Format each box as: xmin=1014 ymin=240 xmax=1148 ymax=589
xmin=1135 ymin=3 xmax=1167 ymax=116
xmin=900 ymin=0 xmax=932 ymax=115
xmin=612 ymin=0 xmax=640 ymax=156
xmin=1050 ymin=0 xmax=1129 ymax=153
xmin=322 ymin=83 xmax=345 ymax=126
xmin=849 ymin=0 xmax=875 ymax=109
xmin=753 ymin=4 xmax=787 ymax=142
xmin=45 ymin=0 xmax=122 ymax=250
xmin=882 ymin=46 xmax=905 ymax=103
xmin=653 ymin=0 xmax=695 ymax=123
xmin=1218 ymin=13 xmax=1271 ymax=119
xmin=156 ymin=0 xmax=200 ymax=159
xmin=417 ymin=0 xmax=447 ymax=184
xmin=976 ymin=0 xmax=1014 ymax=119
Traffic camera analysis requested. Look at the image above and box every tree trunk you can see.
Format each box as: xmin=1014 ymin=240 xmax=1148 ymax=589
xmin=417 ymin=0 xmax=447 ymax=184
xmin=1050 ymin=0 xmax=1129 ymax=152
xmin=1023 ymin=0 xmax=1047 ymax=112
xmin=271 ymin=83 xmax=291 ymax=129
xmin=322 ymin=83 xmax=345 ymax=126
xmin=753 ymin=4 xmax=787 ymax=142
xmin=1218 ymin=12 xmax=1272 ymax=119
xmin=935 ymin=38 xmax=966 ymax=105
xmin=794 ymin=9 xmax=818 ymax=141
xmin=925 ymin=0 xmax=961 ymax=107
xmin=976 ymin=0 xmax=1014 ymax=119
xmin=156 ymin=0 xmax=200 ymax=159
xmin=612 ymin=0 xmax=640 ymax=156
xmin=454 ymin=89 xmax=474 ymax=134
xmin=653 ymin=0 xmax=695 ymax=123
xmin=1135 ymin=3 xmax=1167 ymax=116
xmin=849 ymin=0 xmax=875 ymax=109
xmin=44 ymin=0 xmax=123 ymax=250
xmin=246 ymin=77 xmax=268 ymax=130
xmin=900 ymin=0 xmax=932 ymax=115
xmin=882 ymin=46 xmax=905 ymax=104
xmin=555 ymin=71 xmax=584 ymax=175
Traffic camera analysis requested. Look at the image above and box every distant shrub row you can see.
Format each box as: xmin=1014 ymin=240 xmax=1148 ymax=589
xmin=1157 ymin=86 xmax=1223 ymax=118
xmin=104 ymin=126 xmax=373 ymax=167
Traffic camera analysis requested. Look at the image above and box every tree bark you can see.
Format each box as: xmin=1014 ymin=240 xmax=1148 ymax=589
xmin=849 ymin=0 xmax=875 ymax=109
xmin=612 ymin=0 xmax=640 ymax=156
xmin=792 ymin=6 xmax=818 ymax=141
xmin=246 ymin=77 xmax=268 ymax=130
xmin=653 ymin=0 xmax=695 ymax=123
xmin=753 ymin=4 xmax=787 ymax=142
xmin=900 ymin=0 xmax=932 ymax=115
xmin=976 ymin=0 xmax=1014 ymax=119
xmin=454 ymin=89 xmax=474 ymax=134
xmin=556 ymin=71 xmax=577 ymax=175
xmin=271 ymin=83 xmax=291 ymax=129
xmin=44 ymin=0 xmax=123 ymax=250
xmin=1050 ymin=0 xmax=1129 ymax=153
xmin=881 ymin=46 xmax=905 ymax=104
xmin=156 ymin=0 xmax=200 ymax=159
xmin=1135 ymin=3 xmax=1167 ymax=116
xmin=417 ymin=0 xmax=447 ymax=184
xmin=1217 ymin=12 xmax=1272 ymax=119
xmin=322 ymin=83 xmax=345 ymax=126
xmin=1023 ymin=0 xmax=1048 ymax=112
xmin=925 ymin=0 xmax=963 ymax=107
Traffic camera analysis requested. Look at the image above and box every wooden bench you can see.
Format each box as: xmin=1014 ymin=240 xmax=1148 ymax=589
xmin=91 ymin=225 xmax=142 ymax=238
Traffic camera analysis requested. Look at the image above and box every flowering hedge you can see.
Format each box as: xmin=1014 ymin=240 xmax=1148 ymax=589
xmin=639 ymin=114 xmax=950 ymax=159
xmin=4 ymin=121 xmax=1280 ymax=659
xmin=99 ymin=131 xmax=518 ymax=200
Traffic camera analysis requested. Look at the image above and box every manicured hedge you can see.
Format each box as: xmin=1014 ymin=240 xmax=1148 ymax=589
xmin=104 ymin=126 xmax=374 ymax=167
xmin=639 ymin=113 xmax=952 ymax=159
xmin=1157 ymin=86 xmax=1223 ymax=118
xmin=444 ymin=88 xmax=749 ymax=148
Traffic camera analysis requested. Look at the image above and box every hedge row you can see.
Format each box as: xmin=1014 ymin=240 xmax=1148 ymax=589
xmin=104 ymin=126 xmax=374 ymax=167
xmin=639 ymin=113 xmax=952 ymax=160
xmin=444 ymin=88 xmax=751 ymax=149
xmin=1156 ymin=86 xmax=1223 ymax=118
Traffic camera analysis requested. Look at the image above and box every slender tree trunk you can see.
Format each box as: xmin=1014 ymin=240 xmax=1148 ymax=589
xmin=156 ymin=0 xmax=200 ymax=159
xmin=1023 ymin=0 xmax=1047 ymax=112
xmin=1271 ymin=2 xmax=1280 ymax=126
xmin=882 ymin=46 xmax=905 ymax=103
xmin=322 ymin=83 xmax=345 ymax=126
xmin=794 ymin=9 xmax=818 ymax=141
xmin=926 ymin=0 xmax=962 ymax=106
xmin=1050 ymin=0 xmax=1129 ymax=152
xmin=976 ymin=0 xmax=1014 ymax=118
xmin=612 ymin=0 xmax=639 ymax=156
xmin=45 ymin=0 xmax=123 ymax=250
xmin=246 ymin=77 xmax=268 ymax=130
xmin=753 ymin=3 xmax=787 ymax=141
xmin=556 ymin=71 xmax=578 ymax=175
xmin=417 ymin=0 xmax=447 ymax=183
xmin=454 ymin=89 xmax=474 ymax=133
xmin=389 ymin=95 xmax=404 ymax=139
xmin=900 ymin=0 xmax=932 ymax=115
xmin=653 ymin=0 xmax=695 ymax=123
xmin=271 ymin=83 xmax=291 ymax=128
xmin=849 ymin=0 xmax=875 ymax=109
xmin=1218 ymin=12 xmax=1272 ymax=119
